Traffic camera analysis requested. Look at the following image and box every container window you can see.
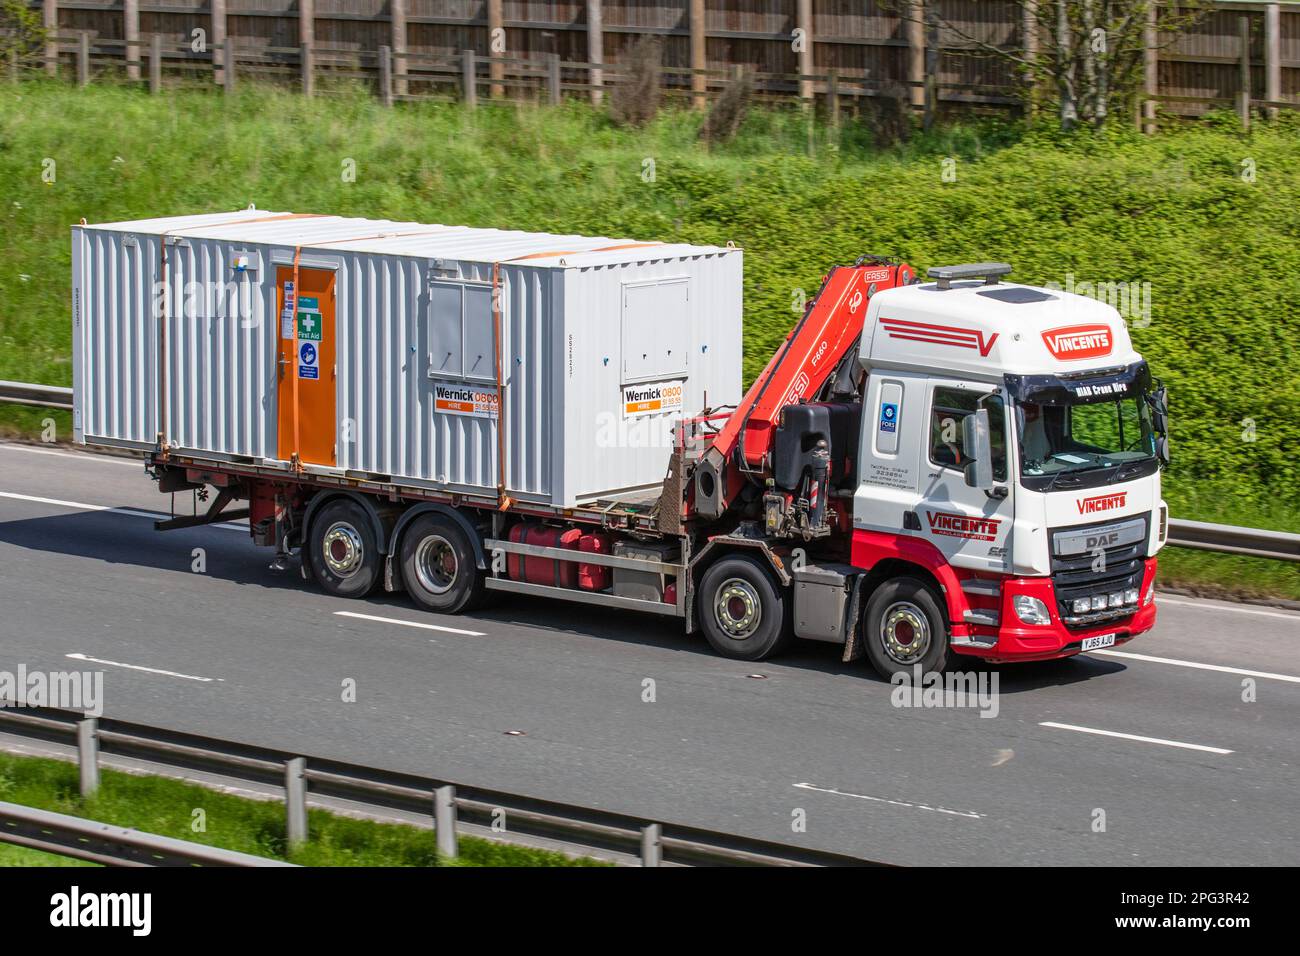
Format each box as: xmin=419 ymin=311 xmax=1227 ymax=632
xmin=428 ymin=282 xmax=497 ymax=383
xmin=428 ymin=284 xmax=463 ymax=378
xmin=463 ymin=286 xmax=495 ymax=382
xmin=621 ymin=278 xmax=689 ymax=385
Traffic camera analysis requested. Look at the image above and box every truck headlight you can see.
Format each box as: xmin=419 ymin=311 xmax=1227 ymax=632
xmin=1143 ymin=583 xmax=1155 ymax=606
xmin=1072 ymin=598 xmax=1090 ymax=614
xmin=1013 ymin=595 xmax=1052 ymax=625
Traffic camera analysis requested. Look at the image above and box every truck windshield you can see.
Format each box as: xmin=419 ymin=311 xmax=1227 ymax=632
xmin=1005 ymin=363 xmax=1158 ymax=489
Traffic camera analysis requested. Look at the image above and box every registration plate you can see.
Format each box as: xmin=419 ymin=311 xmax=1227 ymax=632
xmin=1081 ymin=633 xmax=1117 ymax=652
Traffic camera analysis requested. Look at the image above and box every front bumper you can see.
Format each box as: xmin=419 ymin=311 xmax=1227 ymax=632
xmin=950 ymin=558 xmax=1159 ymax=664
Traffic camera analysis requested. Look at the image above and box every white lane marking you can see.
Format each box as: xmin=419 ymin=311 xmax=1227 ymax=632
xmin=1158 ymin=595 xmax=1300 ymax=623
xmin=1092 ymin=649 xmax=1300 ymax=684
xmin=334 ymin=610 xmax=486 ymax=637
xmin=66 ymin=652 xmax=223 ymax=683
xmin=1039 ymin=721 xmax=1232 ymax=755
xmin=793 ymin=782 xmax=983 ymax=820
xmin=0 ymin=442 xmax=140 ymax=467
xmin=0 ymin=491 xmax=245 ymax=531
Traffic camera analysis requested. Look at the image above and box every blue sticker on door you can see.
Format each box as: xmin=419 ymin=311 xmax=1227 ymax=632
xmin=298 ymin=341 xmax=319 ymax=380
xmin=879 ymin=402 xmax=898 ymax=433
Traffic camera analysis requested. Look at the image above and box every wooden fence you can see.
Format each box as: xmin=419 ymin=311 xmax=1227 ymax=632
xmin=11 ymin=1 xmax=1300 ymax=127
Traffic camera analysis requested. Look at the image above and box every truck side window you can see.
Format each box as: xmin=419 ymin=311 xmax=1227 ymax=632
xmin=928 ymin=387 xmax=1007 ymax=481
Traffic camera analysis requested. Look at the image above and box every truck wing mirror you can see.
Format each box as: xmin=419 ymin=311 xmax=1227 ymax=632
xmin=1148 ymin=386 xmax=1170 ymax=465
xmin=962 ymin=409 xmax=994 ymax=490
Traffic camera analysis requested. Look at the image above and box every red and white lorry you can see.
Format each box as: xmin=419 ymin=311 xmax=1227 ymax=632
xmin=72 ymin=212 xmax=1169 ymax=678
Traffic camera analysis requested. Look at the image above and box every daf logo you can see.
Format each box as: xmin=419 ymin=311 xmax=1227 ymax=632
xmin=1086 ymin=532 xmax=1120 ymax=549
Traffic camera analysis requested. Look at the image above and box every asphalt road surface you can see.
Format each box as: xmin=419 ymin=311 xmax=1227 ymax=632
xmin=1 ymin=439 xmax=1297 ymax=865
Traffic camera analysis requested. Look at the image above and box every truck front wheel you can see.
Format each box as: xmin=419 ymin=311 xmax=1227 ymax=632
xmin=863 ymin=577 xmax=950 ymax=679
xmin=399 ymin=514 xmax=486 ymax=614
xmin=697 ymin=555 xmax=792 ymax=661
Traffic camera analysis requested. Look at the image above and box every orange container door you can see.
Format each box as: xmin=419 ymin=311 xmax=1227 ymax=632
xmin=275 ymin=266 xmax=337 ymax=466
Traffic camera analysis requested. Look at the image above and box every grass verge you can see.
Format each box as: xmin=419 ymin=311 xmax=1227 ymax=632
xmin=0 ymin=751 xmax=607 ymax=867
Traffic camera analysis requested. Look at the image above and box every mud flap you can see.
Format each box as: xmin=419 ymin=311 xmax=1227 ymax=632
xmin=840 ymin=574 xmax=867 ymax=663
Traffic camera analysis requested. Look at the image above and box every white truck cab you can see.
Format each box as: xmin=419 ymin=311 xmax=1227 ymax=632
xmin=850 ymin=264 xmax=1168 ymax=669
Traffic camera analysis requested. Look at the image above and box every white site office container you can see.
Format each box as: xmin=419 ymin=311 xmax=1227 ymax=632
xmin=71 ymin=210 xmax=743 ymax=507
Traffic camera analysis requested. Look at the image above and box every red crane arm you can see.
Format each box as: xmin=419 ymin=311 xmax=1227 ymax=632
xmin=708 ymin=258 xmax=916 ymax=472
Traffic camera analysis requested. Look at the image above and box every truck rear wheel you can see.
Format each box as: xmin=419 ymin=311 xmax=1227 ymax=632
xmin=309 ymin=500 xmax=382 ymax=598
xmin=863 ymin=577 xmax=950 ymax=679
xmin=399 ymin=514 xmax=486 ymax=614
xmin=697 ymin=555 xmax=792 ymax=661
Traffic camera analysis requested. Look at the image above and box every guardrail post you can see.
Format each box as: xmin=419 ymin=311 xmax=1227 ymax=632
xmin=77 ymin=32 xmax=89 ymax=88
xmin=547 ymin=52 xmax=561 ymax=106
xmin=378 ymin=44 xmax=393 ymax=106
xmin=434 ymin=785 xmax=458 ymax=860
xmin=149 ymin=34 xmax=161 ymax=94
xmin=462 ymin=49 xmax=477 ymax=108
xmin=285 ymin=757 xmax=307 ymax=849
xmin=640 ymin=823 xmax=662 ymax=866
xmin=77 ymin=718 xmax=99 ymax=798
xmin=300 ymin=41 xmax=313 ymax=97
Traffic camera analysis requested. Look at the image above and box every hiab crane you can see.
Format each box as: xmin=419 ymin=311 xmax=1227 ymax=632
xmin=73 ymin=211 xmax=1170 ymax=679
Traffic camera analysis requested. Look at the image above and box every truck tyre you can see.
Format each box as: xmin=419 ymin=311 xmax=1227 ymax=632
xmin=697 ymin=554 xmax=792 ymax=661
xmin=399 ymin=514 xmax=486 ymax=614
xmin=310 ymin=499 xmax=382 ymax=598
xmin=863 ymin=576 xmax=950 ymax=680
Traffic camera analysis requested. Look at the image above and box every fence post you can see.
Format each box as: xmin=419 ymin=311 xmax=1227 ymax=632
xmin=488 ymin=0 xmax=504 ymax=98
xmin=1238 ymin=14 xmax=1251 ymax=131
xmin=1022 ymin=0 xmax=1038 ymax=118
xmin=906 ymin=0 xmax=925 ymax=113
xmin=462 ymin=49 xmax=477 ymax=108
xmin=149 ymin=33 xmax=161 ymax=94
xmin=640 ymin=823 xmax=662 ymax=866
xmin=77 ymin=31 xmax=89 ymax=88
xmin=1143 ymin=3 xmax=1158 ymax=134
xmin=1264 ymin=3 xmax=1280 ymax=121
xmin=76 ymin=718 xmax=99 ymax=798
xmin=547 ymin=52 xmax=561 ymax=106
xmin=796 ymin=0 xmax=813 ymax=104
xmin=587 ymin=0 xmax=603 ymax=105
xmin=8 ymin=48 xmax=17 ymax=85
xmin=224 ymin=40 xmax=236 ymax=94
xmin=827 ymin=68 xmax=839 ymax=130
xmin=124 ymin=0 xmax=140 ymax=81
xmin=300 ymin=42 xmax=314 ymax=97
xmin=285 ymin=757 xmax=307 ymax=849
xmin=44 ymin=0 xmax=58 ymax=77
xmin=923 ymin=8 xmax=938 ymax=132
xmin=391 ymin=0 xmax=408 ymax=96
xmin=211 ymin=0 xmax=226 ymax=85
xmin=689 ymin=0 xmax=706 ymax=110
xmin=433 ymin=785 xmax=458 ymax=860
xmin=378 ymin=44 xmax=393 ymax=106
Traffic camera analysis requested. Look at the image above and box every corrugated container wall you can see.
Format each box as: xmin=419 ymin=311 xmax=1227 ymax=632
xmin=72 ymin=212 xmax=743 ymax=509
